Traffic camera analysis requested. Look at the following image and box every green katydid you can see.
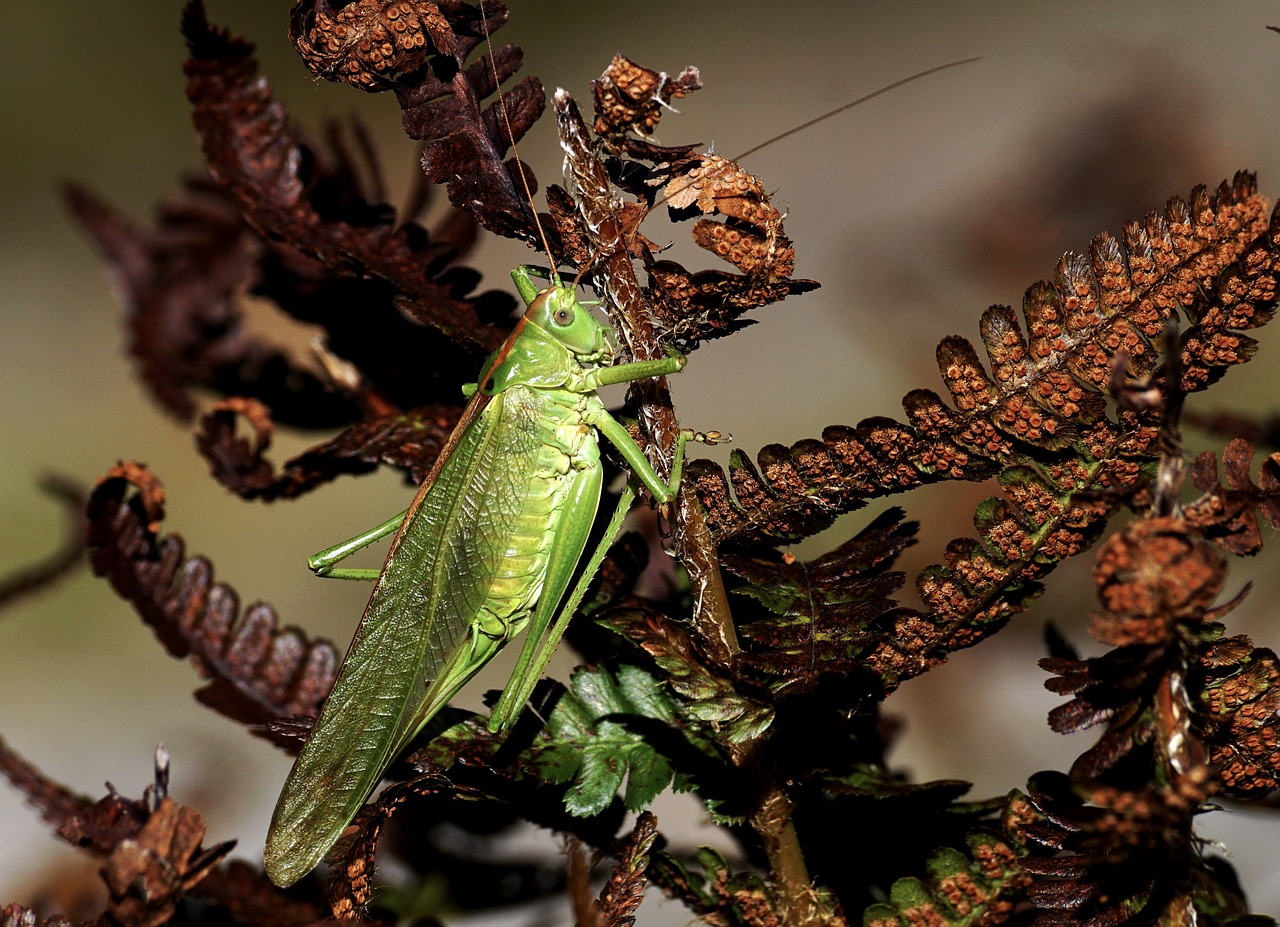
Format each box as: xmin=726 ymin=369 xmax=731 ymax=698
xmin=263 ymin=263 xmax=712 ymax=888
xmin=260 ymin=15 xmax=973 ymax=884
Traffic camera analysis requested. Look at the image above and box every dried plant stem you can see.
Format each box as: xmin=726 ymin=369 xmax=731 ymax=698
xmin=676 ymin=494 xmax=739 ymax=665
xmin=750 ymin=784 xmax=830 ymax=927
xmin=1155 ymin=638 xmax=1203 ymax=781
xmin=554 ymin=88 xmax=739 ymax=665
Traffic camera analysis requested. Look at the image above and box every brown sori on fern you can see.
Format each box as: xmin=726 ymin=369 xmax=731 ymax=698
xmin=693 ymin=172 xmax=1279 ymax=693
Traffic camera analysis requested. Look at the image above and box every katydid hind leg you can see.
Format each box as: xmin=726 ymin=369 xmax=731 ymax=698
xmin=489 ymin=459 xmax=603 ymax=731
xmin=490 ymin=478 xmax=638 ymax=731
xmin=489 ymin=425 xmax=730 ymax=730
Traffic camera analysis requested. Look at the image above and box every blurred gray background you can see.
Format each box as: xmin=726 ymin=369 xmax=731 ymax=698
xmin=4 ymin=0 xmax=1280 ymax=919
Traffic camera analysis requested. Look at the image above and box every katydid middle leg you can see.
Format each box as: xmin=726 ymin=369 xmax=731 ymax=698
xmin=308 ymin=508 xmax=410 ymax=581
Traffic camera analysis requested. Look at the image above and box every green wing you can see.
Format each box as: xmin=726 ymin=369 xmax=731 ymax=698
xmin=265 ymin=387 xmax=547 ymax=886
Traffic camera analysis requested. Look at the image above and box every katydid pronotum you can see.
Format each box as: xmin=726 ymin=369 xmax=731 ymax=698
xmin=263 ymin=262 xmax=715 ymax=888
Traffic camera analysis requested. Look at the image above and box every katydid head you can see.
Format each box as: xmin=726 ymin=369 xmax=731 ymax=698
xmin=476 ymin=282 xmax=615 ymax=395
xmin=525 ymin=283 xmax=614 ymax=365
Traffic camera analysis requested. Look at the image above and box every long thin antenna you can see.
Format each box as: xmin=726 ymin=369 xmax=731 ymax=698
xmin=732 ymin=57 xmax=980 ymax=163
xmin=642 ymin=57 xmax=982 ymax=222
xmin=479 ymin=0 xmax=559 ymax=281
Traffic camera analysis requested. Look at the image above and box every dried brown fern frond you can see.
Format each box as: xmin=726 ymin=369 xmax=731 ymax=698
xmin=1019 ymin=458 xmax=1274 ymax=926
xmin=1040 ymin=517 xmax=1238 ymax=779
xmin=30 ymin=2 xmax=1280 ymax=924
xmin=553 ymin=76 xmax=817 ymax=354
xmin=683 ymin=174 xmax=1280 ymax=694
xmin=85 ymin=463 xmax=338 ymax=746
xmin=0 ymin=744 xmax=251 ymax=927
xmin=1008 ymin=770 xmax=1229 ymax=927
xmin=186 ymin=1 xmax=510 ymax=352
xmin=195 ymin=397 xmax=459 ymax=500
xmin=1182 ymin=438 xmax=1280 ymax=555
xmin=564 ymin=812 xmax=659 ymax=927
xmin=290 ymin=0 xmax=547 ymax=245
xmin=694 ymin=173 xmax=1277 ymax=548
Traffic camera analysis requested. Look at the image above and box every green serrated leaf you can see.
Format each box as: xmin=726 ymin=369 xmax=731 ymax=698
xmin=547 ymin=685 xmax=595 ymax=740
xmin=570 ymin=665 xmax=627 ymax=715
xmin=671 ymin=770 xmax=697 ymax=793
xmin=622 ymin=742 xmax=672 ymax=811
xmin=528 ymin=743 xmax=580 ymax=785
xmin=565 ymin=745 xmax=627 ymax=816
xmin=616 ymin=662 xmax=677 ymax=721
xmin=524 ymin=664 xmax=679 ymax=818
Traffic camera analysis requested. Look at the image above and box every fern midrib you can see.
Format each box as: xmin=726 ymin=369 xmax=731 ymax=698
xmin=877 ymin=454 xmax=1113 ymax=691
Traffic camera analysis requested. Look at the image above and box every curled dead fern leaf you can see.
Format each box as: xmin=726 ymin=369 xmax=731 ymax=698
xmin=556 ymin=70 xmax=818 ymax=354
xmin=1039 ymin=517 xmax=1250 ymax=783
xmin=591 ymin=55 xmax=701 ymax=147
xmin=1183 ymin=438 xmax=1280 ymax=555
xmin=0 ymin=736 xmax=103 ymax=844
xmin=85 ymin=463 xmax=338 ymax=748
xmin=1007 ymin=770 xmax=1244 ymax=927
xmin=196 ymin=397 xmax=460 ymax=499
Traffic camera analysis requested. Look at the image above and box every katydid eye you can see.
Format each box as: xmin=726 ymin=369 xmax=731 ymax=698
xmin=554 ymin=307 xmax=574 ymax=325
